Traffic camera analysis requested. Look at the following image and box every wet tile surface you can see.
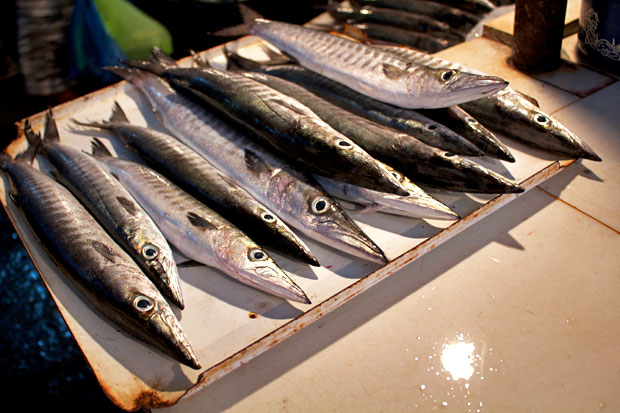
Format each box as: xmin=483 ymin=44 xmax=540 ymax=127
xmin=533 ymin=61 xmax=615 ymax=97
xmin=436 ymin=38 xmax=580 ymax=112
xmin=539 ymin=81 xmax=620 ymax=231
xmin=158 ymin=186 xmax=620 ymax=412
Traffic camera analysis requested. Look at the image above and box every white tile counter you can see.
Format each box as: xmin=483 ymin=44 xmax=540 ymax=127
xmin=157 ymin=35 xmax=620 ymax=413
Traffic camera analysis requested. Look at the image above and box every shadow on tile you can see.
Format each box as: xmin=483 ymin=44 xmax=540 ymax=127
xmin=171 ymin=185 xmax=562 ymax=412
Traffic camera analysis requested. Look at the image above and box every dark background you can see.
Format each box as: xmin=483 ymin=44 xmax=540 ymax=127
xmin=0 ymin=1 xmax=322 ymax=411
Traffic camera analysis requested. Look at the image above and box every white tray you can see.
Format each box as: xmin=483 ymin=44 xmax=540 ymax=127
xmin=0 ymin=36 xmax=575 ymax=410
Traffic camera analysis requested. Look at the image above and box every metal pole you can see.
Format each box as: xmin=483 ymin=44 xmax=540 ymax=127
xmin=511 ymin=0 xmax=568 ymax=73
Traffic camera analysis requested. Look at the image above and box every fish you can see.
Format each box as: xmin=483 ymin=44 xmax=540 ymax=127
xmin=233 ymin=68 xmax=523 ymax=194
xmin=106 ymin=66 xmax=387 ymax=264
xmin=346 ymin=22 xmax=457 ymax=53
xmin=225 ymin=50 xmax=483 ymax=157
xmin=376 ymin=44 xmax=602 ymax=161
xmin=348 ymin=0 xmax=481 ymax=30
xmin=125 ymin=53 xmax=409 ymax=196
xmin=74 ymin=102 xmax=319 ymax=266
xmin=314 ymin=162 xmax=459 ymax=220
xmin=90 ymin=139 xmax=311 ymax=304
xmin=33 ymin=109 xmax=184 ymax=309
xmin=238 ymin=4 xmax=508 ymax=109
xmin=328 ymin=1 xmax=456 ymax=34
xmin=418 ymin=105 xmax=515 ymax=162
xmin=1 ymin=132 xmax=200 ymax=369
xmin=431 ymin=0 xmax=496 ymax=14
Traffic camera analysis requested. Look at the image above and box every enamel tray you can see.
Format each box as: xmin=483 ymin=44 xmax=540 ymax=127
xmin=0 ymin=35 xmax=575 ymax=411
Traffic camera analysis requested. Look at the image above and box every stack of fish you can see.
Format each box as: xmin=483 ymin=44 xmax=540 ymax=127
xmin=325 ymin=0 xmax=512 ymax=53
xmin=1 ymin=5 xmax=598 ymax=371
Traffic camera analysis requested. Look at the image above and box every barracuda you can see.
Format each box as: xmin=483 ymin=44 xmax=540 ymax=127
xmin=106 ymin=66 xmax=387 ymax=264
xmin=91 ymin=140 xmax=311 ymax=304
xmin=125 ymin=51 xmax=408 ymax=197
xmin=75 ymin=103 xmax=319 ymax=266
xmin=238 ymin=5 xmax=508 ymax=109
xmin=1 ymin=140 xmax=200 ymax=369
xmin=377 ymin=44 xmax=602 ymax=161
xmin=33 ymin=110 xmax=184 ymax=309
xmin=231 ymin=68 xmax=522 ymax=194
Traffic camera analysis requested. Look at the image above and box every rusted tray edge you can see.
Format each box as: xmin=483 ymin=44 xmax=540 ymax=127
xmin=180 ymin=158 xmax=573 ymax=402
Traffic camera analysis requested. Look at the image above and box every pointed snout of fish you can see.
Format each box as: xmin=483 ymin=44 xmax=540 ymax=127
xmin=455 ymin=74 xmax=509 ymax=96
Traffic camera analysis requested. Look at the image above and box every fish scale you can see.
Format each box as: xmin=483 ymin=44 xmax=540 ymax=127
xmin=244 ymin=10 xmax=508 ymax=109
xmin=2 ymin=156 xmax=200 ymax=369
xmin=107 ymin=66 xmax=387 ymax=264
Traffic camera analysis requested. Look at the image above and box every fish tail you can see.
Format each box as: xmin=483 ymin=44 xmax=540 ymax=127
xmin=20 ymin=119 xmax=43 ymax=162
xmin=209 ymin=3 xmax=261 ymax=37
xmin=121 ymin=59 xmax=167 ymax=76
xmin=43 ymin=108 xmax=60 ymax=143
xmin=148 ymin=46 xmax=178 ymax=69
xmin=91 ymin=138 xmax=114 ymax=159
xmin=72 ymin=101 xmax=129 ymax=131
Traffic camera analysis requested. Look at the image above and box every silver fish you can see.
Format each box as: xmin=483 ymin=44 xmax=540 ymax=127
xmin=32 ymin=110 xmax=184 ymax=309
xmin=240 ymin=4 xmax=508 ymax=109
xmin=106 ymin=66 xmax=387 ymax=264
xmin=74 ymin=102 xmax=319 ymax=266
xmin=377 ymin=44 xmax=602 ymax=161
xmin=91 ymin=140 xmax=311 ymax=304
xmin=314 ymin=164 xmax=459 ymax=220
xmin=1 ymin=137 xmax=200 ymax=369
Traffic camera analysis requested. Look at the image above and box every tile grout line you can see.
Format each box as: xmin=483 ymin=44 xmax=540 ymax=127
xmin=535 ymin=187 xmax=620 ymax=235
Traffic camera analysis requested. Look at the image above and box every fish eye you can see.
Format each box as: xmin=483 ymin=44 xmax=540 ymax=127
xmin=441 ymin=70 xmax=454 ymax=81
xmin=391 ymin=171 xmax=401 ymax=180
xmin=536 ymin=114 xmax=547 ymax=123
xmin=426 ymin=124 xmax=438 ymax=131
xmin=337 ymin=140 xmax=353 ymax=150
xmin=133 ymin=295 xmax=155 ymax=312
xmin=248 ymin=248 xmax=267 ymax=261
xmin=466 ymin=117 xmax=477 ymax=123
xmin=311 ymin=197 xmax=330 ymax=214
xmin=261 ymin=212 xmax=276 ymax=223
xmin=142 ymin=244 xmax=159 ymax=259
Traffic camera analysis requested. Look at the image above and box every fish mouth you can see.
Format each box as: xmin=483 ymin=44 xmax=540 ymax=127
xmin=149 ymin=305 xmax=201 ymax=369
xmin=251 ymin=264 xmax=312 ymax=304
xmin=318 ymin=217 xmax=388 ymax=264
xmin=437 ymin=74 xmax=508 ymax=108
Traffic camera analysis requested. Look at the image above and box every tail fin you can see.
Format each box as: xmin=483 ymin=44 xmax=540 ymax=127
xmin=44 ymin=108 xmax=60 ymax=143
xmin=73 ymin=101 xmax=129 ymax=130
xmin=209 ymin=3 xmax=262 ymax=37
xmin=91 ymin=138 xmax=114 ymax=159
xmin=149 ymin=47 xmax=178 ymax=69
xmin=19 ymin=120 xmax=43 ymax=163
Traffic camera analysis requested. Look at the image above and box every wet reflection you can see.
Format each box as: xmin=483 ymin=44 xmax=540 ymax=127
xmin=441 ymin=336 xmax=476 ymax=380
